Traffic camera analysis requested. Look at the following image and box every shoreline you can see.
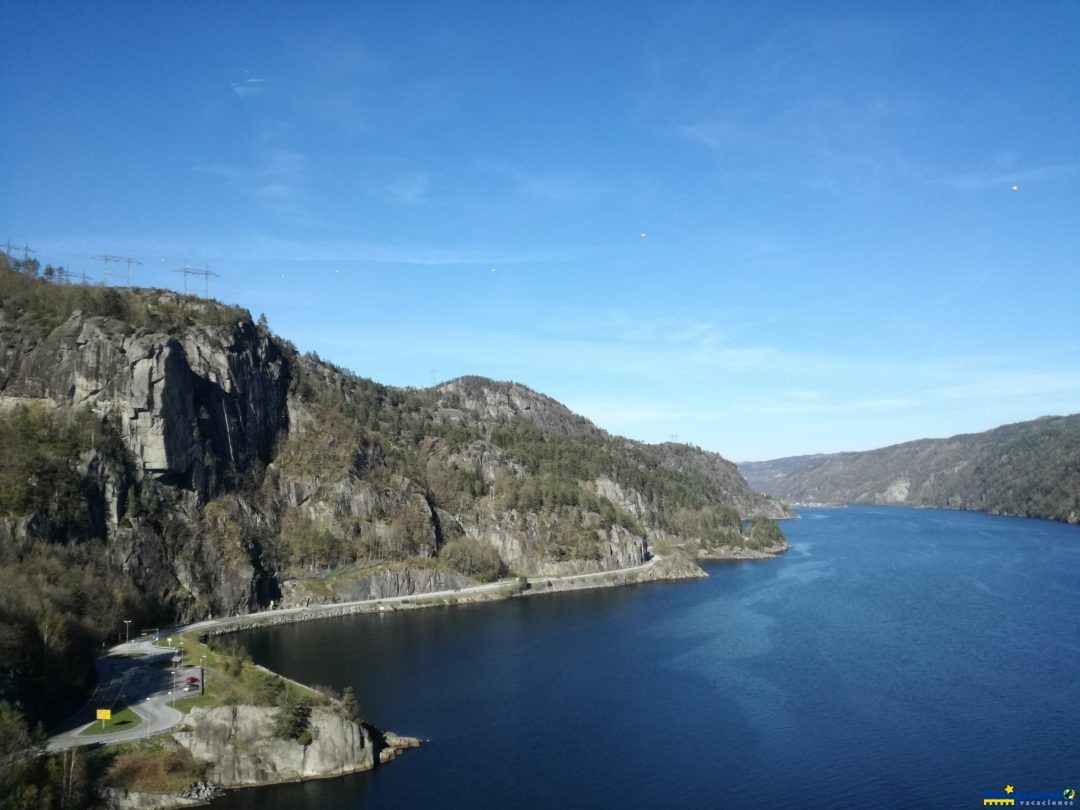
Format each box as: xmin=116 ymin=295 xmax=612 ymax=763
xmin=92 ymin=550 xmax=781 ymax=808
xmin=191 ymin=553 xmax=712 ymax=640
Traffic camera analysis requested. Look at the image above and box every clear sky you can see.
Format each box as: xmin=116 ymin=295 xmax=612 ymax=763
xmin=2 ymin=1 xmax=1078 ymax=460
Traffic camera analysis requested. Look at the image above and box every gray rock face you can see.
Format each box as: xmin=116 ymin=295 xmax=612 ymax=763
xmin=173 ymin=705 xmax=375 ymax=787
xmin=0 ymin=306 xmax=290 ymax=616
xmin=0 ymin=310 xmax=288 ymax=500
xmin=594 ymin=476 xmax=648 ymax=520
xmin=438 ymin=377 xmax=599 ymax=436
xmin=282 ymin=565 xmax=474 ymax=604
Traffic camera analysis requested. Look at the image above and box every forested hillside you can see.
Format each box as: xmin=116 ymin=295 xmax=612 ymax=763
xmin=739 ymin=416 xmax=1080 ymax=523
xmin=0 ymin=258 xmax=788 ymax=727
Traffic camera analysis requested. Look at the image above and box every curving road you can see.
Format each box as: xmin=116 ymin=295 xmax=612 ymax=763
xmin=47 ymin=640 xmax=200 ymax=751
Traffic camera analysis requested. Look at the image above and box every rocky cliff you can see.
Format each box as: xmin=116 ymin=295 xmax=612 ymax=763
xmin=0 ymin=298 xmax=290 ymax=620
xmin=1 ymin=302 xmax=287 ymax=499
xmin=173 ymin=705 xmax=382 ymax=786
xmin=0 ymin=265 xmax=788 ymax=718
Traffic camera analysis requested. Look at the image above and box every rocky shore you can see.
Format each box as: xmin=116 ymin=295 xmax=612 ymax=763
xmin=106 ymin=705 xmax=420 ymax=810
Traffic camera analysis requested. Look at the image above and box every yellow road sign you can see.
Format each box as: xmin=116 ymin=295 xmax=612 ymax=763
xmin=96 ymin=709 xmax=111 ymax=721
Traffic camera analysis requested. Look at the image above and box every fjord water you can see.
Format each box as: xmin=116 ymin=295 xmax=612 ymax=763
xmin=216 ymin=507 xmax=1080 ymax=808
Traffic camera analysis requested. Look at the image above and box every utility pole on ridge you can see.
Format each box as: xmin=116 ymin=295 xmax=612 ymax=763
xmin=171 ymin=265 xmax=197 ymax=294
xmin=171 ymin=265 xmax=220 ymax=298
xmin=94 ymin=254 xmax=141 ymax=286
xmin=2 ymin=241 xmax=36 ymax=260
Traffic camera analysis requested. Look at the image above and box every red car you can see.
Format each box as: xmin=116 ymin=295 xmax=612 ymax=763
xmin=185 ymin=676 xmax=200 ymax=685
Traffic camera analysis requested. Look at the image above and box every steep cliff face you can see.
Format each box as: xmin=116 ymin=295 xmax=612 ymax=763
xmin=1 ymin=306 xmax=288 ymax=500
xmin=0 ymin=294 xmax=290 ymax=624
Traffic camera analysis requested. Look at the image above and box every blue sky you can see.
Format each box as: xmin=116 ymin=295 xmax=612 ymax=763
xmin=2 ymin=1 xmax=1078 ymax=460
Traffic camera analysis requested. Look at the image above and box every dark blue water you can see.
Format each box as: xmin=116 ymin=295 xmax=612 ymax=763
xmin=214 ymin=507 xmax=1080 ymax=808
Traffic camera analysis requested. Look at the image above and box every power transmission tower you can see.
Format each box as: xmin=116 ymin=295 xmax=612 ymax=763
xmin=118 ymin=256 xmax=142 ymax=286
xmin=171 ymin=265 xmax=219 ymax=298
xmin=192 ymin=265 xmax=219 ymax=298
xmin=94 ymin=254 xmax=116 ymax=285
xmin=171 ymin=265 xmax=198 ymax=294
xmin=2 ymin=241 xmax=36 ymax=260
xmin=68 ymin=270 xmax=93 ymax=285
xmin=94 ymin=254 xmax=141 ymax=286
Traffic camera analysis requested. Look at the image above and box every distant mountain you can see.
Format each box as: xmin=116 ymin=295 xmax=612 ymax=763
xmin=738 ymin=454 xmax=836 ymax=495
xmin=739 ymin=415 xmax=1080 ymax=524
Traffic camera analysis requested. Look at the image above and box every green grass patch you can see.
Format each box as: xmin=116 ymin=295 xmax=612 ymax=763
xmin=176 ymin=631 xmax=327 ymax=709
xmin=172 ymin=693 xmax=217 ymax=715
xmin=81 ymin=704 xmax=142 ymax=736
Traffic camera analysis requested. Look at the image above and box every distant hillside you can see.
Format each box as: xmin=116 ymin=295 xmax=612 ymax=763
xmin=738 ymin=454 xmax=836 ymax=495
xmin=739 ymin=415 xmax=1080 ymax=523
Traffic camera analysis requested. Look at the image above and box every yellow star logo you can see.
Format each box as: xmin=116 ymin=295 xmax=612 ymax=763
xmin=1004 ymin=785 xmax=1015 ymax=794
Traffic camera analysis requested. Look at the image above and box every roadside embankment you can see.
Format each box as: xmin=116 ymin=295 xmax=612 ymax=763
xmin=195 ymin=555 xmax=707 ymax=639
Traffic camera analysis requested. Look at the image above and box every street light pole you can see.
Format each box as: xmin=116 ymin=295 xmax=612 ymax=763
xmin=200 ymin=655 xmax=206 ymax=695
xmin=123 ymin=619 xmax=131 ymax=644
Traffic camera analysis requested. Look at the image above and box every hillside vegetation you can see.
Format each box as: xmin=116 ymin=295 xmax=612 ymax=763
xmin=739 ymin=416 xmax=1080 ymax=523
xmin=0 ymin=257 xmax=788 ymax=733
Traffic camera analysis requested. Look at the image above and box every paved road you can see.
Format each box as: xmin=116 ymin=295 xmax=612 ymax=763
xmin=47 ymin=557 xmax=661 ymax=750
xmin=182 ymin=557 xmax=660 ymax=634
xmin=47 ymin=640 xmax=201 ymax=751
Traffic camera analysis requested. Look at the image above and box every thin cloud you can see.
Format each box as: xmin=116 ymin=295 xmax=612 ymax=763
xmin=231 ymin=78 xmax=269 ymax=99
